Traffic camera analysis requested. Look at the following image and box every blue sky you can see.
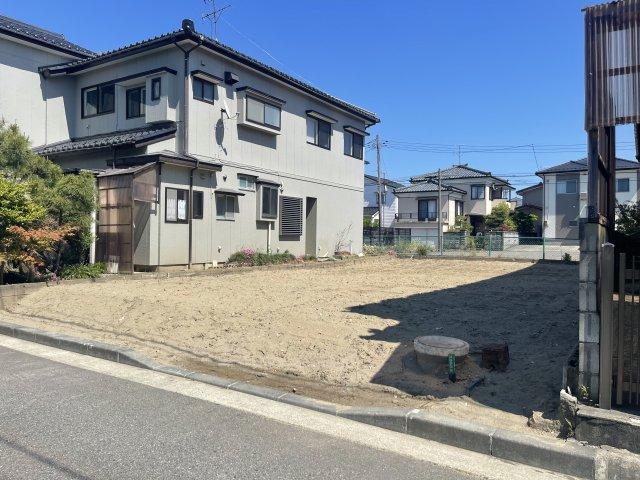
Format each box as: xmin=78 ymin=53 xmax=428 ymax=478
xmin=3 ymin=0 xmax=636 ymax=189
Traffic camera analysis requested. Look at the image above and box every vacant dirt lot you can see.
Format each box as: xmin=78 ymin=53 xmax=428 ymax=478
xmin=3 ymin=256 xmax=577 ymax=434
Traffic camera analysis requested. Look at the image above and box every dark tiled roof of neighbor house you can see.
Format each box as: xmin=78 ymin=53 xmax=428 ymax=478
xmin=516 ymin=182 xmax=543 ymax=195
xmin=364 ymin=174 xmax=404 ymax=189
xmin=410 ymin=164 xmax=511 ymax=185
xmin=0 ymin=14 xmax=94 ymax=58
xmin=395 ymin=180 xmax=467 ymax=194
xmin=39 ymin=22 xmax=379 ymax=125
xmin=34 ymin=122 xmax=177 ymax=155
xmin=536 ymin=158 xmax=639 ymax=175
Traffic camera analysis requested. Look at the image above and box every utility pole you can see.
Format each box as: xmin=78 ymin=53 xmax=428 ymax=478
xmin=438 ymin=168 xmax=443 ymax=255
xmin=376 ymin=134 xmax=383 ymax=245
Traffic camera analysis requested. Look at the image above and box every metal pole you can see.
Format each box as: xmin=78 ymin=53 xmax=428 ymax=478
xmin=376 ymin=134 xmax=382 ymax=246
xmin=617 ymin=252 xmax=626 ymax=406
xmin=438 ymin=168 xmax=442 ymax=255
xmin=542 ymin=236 xmax=546 ymax=260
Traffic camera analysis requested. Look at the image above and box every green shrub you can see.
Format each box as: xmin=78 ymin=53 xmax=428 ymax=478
xmin=60 ymin=262 xmax=106 ymax=279
xmin=415 ymin=244 xmax=432 ymax=257
xmin=363 ymin=244 xmax=390 ymax=255
xmin=562 ymin=253 xmax=572 ymax=263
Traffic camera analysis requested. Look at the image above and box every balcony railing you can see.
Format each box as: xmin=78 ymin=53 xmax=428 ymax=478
xmin=395 ymin=212 xmax=446 ymax=222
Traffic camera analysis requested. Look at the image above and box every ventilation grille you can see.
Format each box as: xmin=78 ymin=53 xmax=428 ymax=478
xmin=280 ymin=196 xmax=303 ymax=236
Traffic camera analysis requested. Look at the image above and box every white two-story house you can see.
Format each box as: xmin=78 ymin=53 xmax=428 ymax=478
xmin=0 ymin=15 xmax=379 ymax=271
xmin=531 ymin=158 xmax=640 ymax=240
xmin=392 ymin=164 xmax=513 ymax=239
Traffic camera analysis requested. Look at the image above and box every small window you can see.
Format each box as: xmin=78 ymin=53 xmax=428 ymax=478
xmin=193 ymin=191 xmax=204 ymax=219
xmin=82 ymin=84 xmax=115 ymax=118
xmin=470 ymin=185 xmax=485 ymax=200
xmin=126 ymin=86 xmax=146 ymax=119
xmin=246 ymin=96 xmax=281 ymax=129
xmin=215 ymin=193 xmax=235 ymax=220
xmin=455 ymin=200 xmax=464 ymax=217
xmin=165 ymin=188 xmax=188 ymax=223
xmin=617 ymin=178 xmax=630 ymax=192
xmin=193 ymin=77 xmax=215 ymax=103
xmin=261 ymin=185 xmax=278 ymax=219
xmin=344 ymin=131 xmax=364 ymax=159
xmin=307 ymin=117 xmax=331 ymax=149
xmin=557 ymin=179 xmax=577 ymax=194
xmin=238 ymin=174 xmax=256 ymax=191
xmin=151 ymin=77 xmax=161 ymax=101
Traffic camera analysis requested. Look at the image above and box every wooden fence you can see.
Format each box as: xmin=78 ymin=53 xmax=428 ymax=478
xmin=614 ymin=252 xmax=640 ymax=408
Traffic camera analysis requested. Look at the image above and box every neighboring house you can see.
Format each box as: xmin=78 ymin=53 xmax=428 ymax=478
xmin=392 ymin=164 xmax=514 ymax=239
xmin=0 ymin=16 xmax=379 ymax=271
xmin=363 ymin=174 xmax=403 ymax=228
xmin=535 ymin=158 xmax=640 ymax=240
xmin=515 ymin=182 xmax=543 ymax=236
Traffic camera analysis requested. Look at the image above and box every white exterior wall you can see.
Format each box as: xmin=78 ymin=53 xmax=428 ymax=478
xmin=0 ymin=35 xmax=76 ymax=146
xmin=363 ymin=178 xmax=398 ymax=228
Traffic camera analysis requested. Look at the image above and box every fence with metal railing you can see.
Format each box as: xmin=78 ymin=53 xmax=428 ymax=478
xmin=363 ymin=232 xmax=579 ymax=261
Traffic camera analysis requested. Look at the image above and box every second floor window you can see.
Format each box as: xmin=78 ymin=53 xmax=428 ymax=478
xmin=617 ymin=178 xmax=630 ymax=192
xmin=193 ymin=77 xmax=215 ymax=103
xmin=557 ymin=179 xmax=577 ymax=194
xmin=247 ymin=96 xmax=281 ymax=129
xmin=418 ymin=199 xmax=437 ymax=221
xmin=307 ymin=117 xmax=331 ymax=149
xmin=344 ymin=131 xmax=364 ymax=159
xmin=470 ymin=185 xmax=485 ymax=200
xmin=82 ymin=84 xmax=114 ymax=117
xmin=151 ymin=77 xmax=161 ymax=101
xmin=126 ymin=86 xmax=146 ymax=119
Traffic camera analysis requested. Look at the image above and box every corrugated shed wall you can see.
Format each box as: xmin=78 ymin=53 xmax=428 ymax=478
xmin=585 ymin=0 xmax=640 ymax=130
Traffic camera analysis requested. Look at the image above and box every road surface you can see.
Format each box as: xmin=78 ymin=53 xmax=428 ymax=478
xmin=0 ymin=336 xmax=571 ymax=479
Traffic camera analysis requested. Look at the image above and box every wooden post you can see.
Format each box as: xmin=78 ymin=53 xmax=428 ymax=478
xmin=600 ymin=242 xmax=615 ymax=409
xmin=617 ymin=252 xmax=626 ymax=406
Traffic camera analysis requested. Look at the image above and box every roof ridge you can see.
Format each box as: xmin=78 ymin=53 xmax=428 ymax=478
xmin=39 ymin=24 xmax=378 ymax=122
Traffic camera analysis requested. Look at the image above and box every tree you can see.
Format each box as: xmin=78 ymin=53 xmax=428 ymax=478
xmin=616 ymin=201 xmax=640 ymax=236
xmin=485 ymin=203 xmax=517 ymax=231
xmin=363 ymin=217 xmax=379 ymax=229
xmin=0 ymin=122 xmax=96 ymax=281
xmin=451 ymin=215 xmax=473 ymax=234
xmin=512 ymin=209 xmax=538 ymax=235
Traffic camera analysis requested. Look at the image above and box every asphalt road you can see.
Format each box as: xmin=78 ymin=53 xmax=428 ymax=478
xmin=0 ymin=344 xmax=478 ymax=480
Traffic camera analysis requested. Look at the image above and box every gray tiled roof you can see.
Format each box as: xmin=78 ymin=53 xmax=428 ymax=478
xmin=40 ymin=24 xmax=379 ymax=124
xmin=364 ymin=174 xmax=404 ymax=189
xmin=410 ymin=164 xmax=510 ymax=185
xmin=395 ymin=180 xmax=467 ymax=194
xmin=34 ymin=122 xmax=177 ymax=155
xmin=0 ymin=14 xmax=93 ymax=58
xmin=536 ymin=158 xmax=639 ymax=175
xmin=516 ymin=182 xmax=543 ymax=195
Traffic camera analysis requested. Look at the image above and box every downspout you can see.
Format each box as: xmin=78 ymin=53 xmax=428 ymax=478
xmin=174 ymin=28 xmax=202 ymax=269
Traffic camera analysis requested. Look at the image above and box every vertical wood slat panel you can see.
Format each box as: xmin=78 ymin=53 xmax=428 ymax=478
xmin=585 ymin=0 xmax=640 ymax=130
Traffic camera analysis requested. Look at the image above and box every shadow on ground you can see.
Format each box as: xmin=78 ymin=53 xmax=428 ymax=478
xmin=349 ymin=262 xmax=578 ymax=418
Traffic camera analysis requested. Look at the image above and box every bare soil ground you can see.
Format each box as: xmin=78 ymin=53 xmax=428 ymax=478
xmin=2 ymin=256 xmax=577 ymax=436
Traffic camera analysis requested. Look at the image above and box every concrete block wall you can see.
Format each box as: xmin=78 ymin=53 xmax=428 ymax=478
xmin=578 ymin=222 xmax=604 ymax=402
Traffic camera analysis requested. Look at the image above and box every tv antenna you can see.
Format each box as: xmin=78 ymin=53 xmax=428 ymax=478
xmin=202 ymin=0 xmax=231 ymax=40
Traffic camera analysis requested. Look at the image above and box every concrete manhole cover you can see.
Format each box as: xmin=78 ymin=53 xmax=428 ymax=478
xmin=414 ymin=335 xmax=469 ymax=371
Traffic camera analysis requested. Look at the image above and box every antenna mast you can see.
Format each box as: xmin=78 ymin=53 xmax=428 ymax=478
xmin=202 ymin=0 xmax=231 ymax=40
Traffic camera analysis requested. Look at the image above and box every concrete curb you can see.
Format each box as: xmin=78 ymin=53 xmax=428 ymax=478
xmin=0 ymin=319 xmax=634 ymax=479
